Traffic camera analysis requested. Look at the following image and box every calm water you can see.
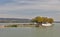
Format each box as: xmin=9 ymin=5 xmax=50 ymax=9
xmin=0 ymin=23 xmax=60 ymax=37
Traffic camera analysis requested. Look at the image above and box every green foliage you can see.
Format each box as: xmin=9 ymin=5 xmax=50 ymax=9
xmin=47 ymin=18 xmax=54 ymax=24
xmin=5 ymin=25 xmax=17 ymax=27
xmin=42 ymin=17 xmax=48 ymax=23
xmin=31 ymin=16 xmax=54 ymax=24
xmin=10 ymin=25 xmax=17 ymax=27
xmin=35 ymin=16 xmax=43 ymax=22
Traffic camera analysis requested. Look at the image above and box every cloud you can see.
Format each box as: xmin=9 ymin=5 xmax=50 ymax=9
xmin=0 ymin=0 xmax=60 ymax=11
xmin=0 ymin=0 xmax=60 ymax=21
xmin=0 ymin=13 xmax=33 ymax=19
xmin=0 ymin=0 xmax=38 ymax=5
xmin=0 ymin=4 xmax=60 ymax=12
xmin=0 ymin=9 xmax=60 ymax=20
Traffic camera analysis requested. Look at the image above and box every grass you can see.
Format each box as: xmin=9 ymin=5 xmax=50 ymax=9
xmin=4 ymin=25 xmax=18 ymax=27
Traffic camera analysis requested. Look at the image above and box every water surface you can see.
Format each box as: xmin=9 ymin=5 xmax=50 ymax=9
xmin=0 ymin=23 xmax=60 ymax=37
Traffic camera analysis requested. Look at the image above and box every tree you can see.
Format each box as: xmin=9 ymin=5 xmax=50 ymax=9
xmin=47 ymin=18 xmax=54 ymax=24
xmin=31 ymin=16 xmax=54 ymax=27
xmin=42 ymin=17 xmax=48 ymax=23
xmin=35 ymin=16 xmax=43 ymax=24
xmin=31 ymin=16 xmax=43 ymax=27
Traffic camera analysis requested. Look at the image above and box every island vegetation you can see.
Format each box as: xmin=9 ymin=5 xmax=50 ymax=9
xmin=31 ymin=16 xmax=54 ymax=27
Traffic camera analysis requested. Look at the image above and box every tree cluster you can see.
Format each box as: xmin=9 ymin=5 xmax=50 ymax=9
xmin=31 ymin=16 xmax=54 ymax=25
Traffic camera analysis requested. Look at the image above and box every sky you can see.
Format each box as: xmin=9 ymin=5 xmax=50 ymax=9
xmin=0 ymin=0 xmax=60 ymax=21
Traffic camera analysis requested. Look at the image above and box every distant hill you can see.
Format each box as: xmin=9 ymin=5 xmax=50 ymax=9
xmin=0 ymin=18 xmax=60 ymax=23
xmin=0 ymin=18 xmax=31 ymax=23
xmin=54 ymin=21 xmax=60 ymax=23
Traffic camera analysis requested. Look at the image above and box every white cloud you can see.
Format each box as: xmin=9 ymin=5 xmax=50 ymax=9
xmin=0 ymin=4 xmax=60 ymax=11
xmin=0 ymin=0 xmax=60 ymax=21
xmin=0 ymin=14 xmax=33 ymax=19
xmin=0 ymin=0 xmax=60 ymax=11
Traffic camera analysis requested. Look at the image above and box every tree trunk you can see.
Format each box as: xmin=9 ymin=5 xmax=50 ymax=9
xmin=35 ymin=22 xmax=42 ymax=27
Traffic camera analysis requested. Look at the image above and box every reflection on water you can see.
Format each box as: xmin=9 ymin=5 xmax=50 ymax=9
xmin=0 ymin=23 xmax=60 ymax=37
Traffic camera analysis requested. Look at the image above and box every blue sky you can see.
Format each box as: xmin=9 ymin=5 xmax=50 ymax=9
xmin=0 ymin=0 xmax=60 ymax=21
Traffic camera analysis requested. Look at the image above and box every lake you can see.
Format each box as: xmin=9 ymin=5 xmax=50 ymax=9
xmin=0 ymin=23 xmax=60 ymax=37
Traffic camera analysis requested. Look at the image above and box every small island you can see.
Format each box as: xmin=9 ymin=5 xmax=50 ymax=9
xmin=2 ymin=16 xmax=54 ymax=28
xmin=31 ymin=16 xmax=54 ymax=27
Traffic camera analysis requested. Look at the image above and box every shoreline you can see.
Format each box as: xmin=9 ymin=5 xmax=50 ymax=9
xmin=0 ymin=25 xmax=5 ymax=28
xmin=0 ymin=24 xmax=53 ymax=28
